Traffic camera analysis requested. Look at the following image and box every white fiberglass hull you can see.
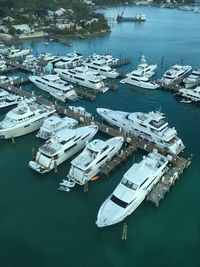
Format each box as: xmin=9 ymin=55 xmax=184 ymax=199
xmin=96 ymin=163 xmax=167 ymax=227
xmin=68 ymin=136 xmax=124 ymax=185
xmin=29 ymin=126 xmax=98 ymax=174
xmin=121 ymin=77 xmax=159 ymax=89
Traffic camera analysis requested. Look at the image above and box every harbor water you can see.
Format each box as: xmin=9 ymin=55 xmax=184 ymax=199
xmin=1 ymin=6 xmax=200 ymax=267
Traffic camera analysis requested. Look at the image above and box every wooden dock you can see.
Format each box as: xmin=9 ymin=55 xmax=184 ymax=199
xmin=0 ymin=81 xmax=191 ymax=205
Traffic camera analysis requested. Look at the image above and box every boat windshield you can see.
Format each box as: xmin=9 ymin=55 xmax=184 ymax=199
xmin=121 ymin=178 xmax=138 ymax=190
xmin=110 ymin=195 xmax=128 ymax=208
xmin=149 ymin=119 xmax=166 ymax=128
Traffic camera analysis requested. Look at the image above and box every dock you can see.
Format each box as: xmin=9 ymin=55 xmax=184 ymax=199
xmin=0 ymin=81 xmax=191 ymax=206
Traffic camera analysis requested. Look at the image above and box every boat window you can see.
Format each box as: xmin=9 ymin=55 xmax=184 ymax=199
xmin=122 ymin=178 xmax=138 ymax=190
xmin=149 ymin=119 xmax=166 ymax=128
xmin=64 ymin=143 xmax=77 ymax=153
xmin=110 ymin=195 xmax=128 ymax=208
xmin=96 ymin=155 xmax=108 ymax=165
xmin=139 ymin=178 xmax=148 ymax=188
xmin=81 ymin=133 xmax=91 ymax=140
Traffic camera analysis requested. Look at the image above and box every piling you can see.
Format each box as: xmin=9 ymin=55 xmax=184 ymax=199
xmin=54 ymin=160 xmax=58 ymax=173
xmin=11 ymin=136 xmax=15 ymax=144
xmin=122 ymin=223 xmax=128 ymax=240
xmin=32 ymin=147 xmax=36 ymax=160
xmin=84 ymin=181 xmax=88 ymax=192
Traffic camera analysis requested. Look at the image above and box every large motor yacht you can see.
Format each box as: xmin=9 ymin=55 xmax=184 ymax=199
xmin=0 ymin=98 xmax=55 ymax=139
xmin=0 ymin=94 xmax=22 ymax=111
xmin=121 ymin=70 xmax=159 ymax=89
xmin=29 ymin=125 xmax=98 ymax=174
xmin=55 ymin=67 xmax=109 ymax=92
xmin=66 ymin=136 xmax=124 ymax=186
xmin=85 ymin=60 xmax=119 ymax=78
xmin=161 ymin=65 xmax=192 ymax=85
xmin=6 ymin=47 xmax=31 ymax=58
xmin=136 ymin=55 xmax=157 ymax=78
xmin=97 ymin=108 xmax=185 ymax=155
xmin=36 ymin=114 xmax=78 ymax=140
xmin=96 ymin=150 xmax=169 ymax=227
xmin=29 ymin=74 xmax=78 ymax=102
xmin=55 ymin=52 xmax=83 ymax=69
xmin=183 ymin=69 xmax=200 ymax=88
xmin=87 ymin=53 xmax=119 ymax=67
xmin=174 ymin=86 xmax=200 ymax=105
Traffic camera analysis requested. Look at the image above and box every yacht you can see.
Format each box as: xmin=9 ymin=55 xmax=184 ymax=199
xmin=183 ymin=69 xmax=200 ymax=88
xmin=97 ymin=108 xmax=185 ymax=155
xmin=85 ymin=60 xmax=119 ymax=78
xmin=36 ymin=114 xmax=78 ymax=140
xmin=121 ymin=70 xmax=159 ymax=90
xmin=29 ymin=125 xmax=98 ymax=174
xmin=96 ymin=150 xmax=169 ymax=227
xmin=0 ymin=75 xmax=19 ymax=84
xmin=55 ymin=52 xmax=83 ymax=69
xmin=161 ymin=65 xmax=192 ymax=85
xmin=137 ymin=55 xmax=157 ymax=78
xmin=66 ymin=136 xmax=124 ymax=186
xmin=0 ymin=88 xmax=9 ymax=101
xmin=0 ymin=98 xmax=55 ymax=139
xmin=87 ymin=53 xmax=119 ymax=67
xmin=6 ymin=47 xmax=31 ymax=58
xmin=29 ymin=74 xmax=78 ymax=102
xmin=0 ymin=94 xmax=22 ymax=111
xmin=55 ymin=67 xmax=109 ymax=92
xmin=68 ymin=106 xmax=92 ymax=118
xmin=39 ymin=53 xmax=61 ymax=64
xmin=174 ymin=86 xmax=200 ymax=105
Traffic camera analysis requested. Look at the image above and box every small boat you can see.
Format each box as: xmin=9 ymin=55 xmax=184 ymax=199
xmin=91 ymin=176 xmax=100 ymax=181
xmin=180 ymin=99 xmax=192 ymax=103
xmin=44 ymin=42 xmax=49 ymax=45
xmin=58 ymin=178 xmax=76 ymax=192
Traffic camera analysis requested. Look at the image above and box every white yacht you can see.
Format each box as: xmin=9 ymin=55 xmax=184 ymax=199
xmin=137 ymin=55 xmax=157 ymax=78
xmin=85 ymin=60 xmax=119 ymax=78
xmin=66 ymin=136 xmax=124 ymax=186
xmin=36 ymin=114 xmax=78 ymax=140
xmin=0 ymin=98 xmax=55 ymax=139
xmin=68 ymin=106 xmax=92 ymax=118
xmin=174 ymin=86 xmax=200 ymax=105
xmin=55 ymin=67 xmax=109 ymax=92
xmin=97 ymin=108 xmax=185 ymax=155
xmin=183 ymin=69 xmax=200 ymax=88
xmin=39 ymin=53 xmax=60 ymax=64
xmin=6 ymin=47 xmax=31 ymax=58
xmin=29 ymin=125 xmax=98 ymax=174
xmin=55 ymin=52 xmax=83 ymax=69
xmin=161 ymin=65 xmax=192 ymax=85
xmin=0 ymin=94 xmax=22 ymax=111
xmin=121 ymin=70 xmax=159 ymax=90
xmin=0 ymin=75 xmax=19 ymax=84
xmin=87 ymin=53 xmax=119 ymax=67
xmin=96 ymin=150 xmax=169 ymax=227
xmin=0 ymin=88 xmax=9 ymax=101
xmin=29 ymin=74 xmax=78 ymax=102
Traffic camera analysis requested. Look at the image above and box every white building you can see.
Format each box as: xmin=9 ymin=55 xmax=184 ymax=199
xmin=13 ymin=24 xmax=31 ymax=33
xmin=55 ymin=8 xmax=66 ymax=16
xmin=56 ymin=22 xmax=75 ymax=30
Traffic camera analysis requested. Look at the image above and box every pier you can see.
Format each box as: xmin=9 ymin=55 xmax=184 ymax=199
xmin=0 ymin=81 xmax=191 ymax=206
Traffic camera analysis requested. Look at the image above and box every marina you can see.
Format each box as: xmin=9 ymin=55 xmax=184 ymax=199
xmin=0 ymin=5 xmax=200 ymax=267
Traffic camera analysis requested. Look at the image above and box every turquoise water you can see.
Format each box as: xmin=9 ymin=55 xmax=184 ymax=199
xmin=1 ymin=6 xmax=200 ymax=267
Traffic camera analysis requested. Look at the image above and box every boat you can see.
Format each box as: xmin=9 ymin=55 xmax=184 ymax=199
xmin=68 ymin=106 xmax=92 ymax=118
xmin=161 ymin=65 xmax=192 ymax=85
xmin=58 ymin=179 xmax=75 ymax=192
xmin=183 ymin=69 xmax=200 ymax=88
xmin=39 ymin=53 xmax=60 ymax=64
xmin=120 ymin=70 xmax=159 ymax=90
xmin=96 ymin=150 xmax=169 ymax=227
xmin=97 ymin=108 xmax=185 ymax=155
xmin=36 ymin=114 xmax=78 ymax=140
xmin=0 ymin=98 xmax=55 ymax=139
xmin=55 ymin=52 xmax=83 ymax=69
xmin=136 ymin=55 xmax=157 ymax=78
xmin=85 ymin=59 xmax=119 ymax=78
xmin=55 ymin=67 xmax=109 ymax=92
xmin=29 ymin=125 xmax=98 ymax=174
xmin=66 ymin=136 xmax=124 ymax=186
xmin=117 ymin=13 xmax=146 ymax=22
xmin=29 ymin=74 xmax=78 ymax=102
xmin=0 ymin=94 xmax=22 ymax=111
xmin=0 ymin=88 xmax=9 ymax=101
xmin=174 ymin=86 xmax=200 ymax=105
xmin=6 ymin=47 xmax=31 ymax=58
xmin=87 ymin=53 xmax=119 ymax=67
xmin=0 ymin=75 xmax=19 ymax=84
